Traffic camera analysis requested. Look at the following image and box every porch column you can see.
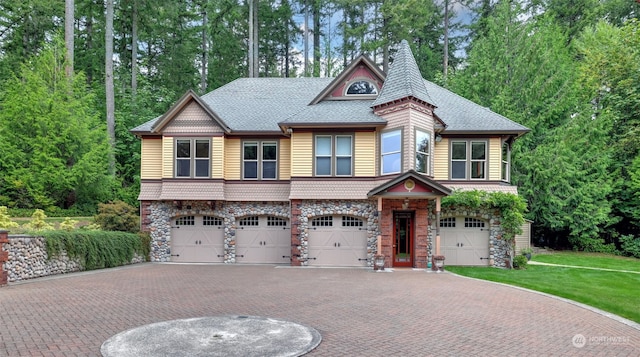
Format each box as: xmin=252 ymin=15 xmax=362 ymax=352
xmin=377 ymin=197 xmax=383 ymax=254
xmin=435 ymin=197 xmax=441 ymax=255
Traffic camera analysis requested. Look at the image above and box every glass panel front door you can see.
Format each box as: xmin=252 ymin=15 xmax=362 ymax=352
xmin=393 ymin=212 xmax=413 ymax=267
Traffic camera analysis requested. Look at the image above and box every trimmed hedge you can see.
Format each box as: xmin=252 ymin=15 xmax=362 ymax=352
xmin=42 ymin=231 xmax=148 ymax=270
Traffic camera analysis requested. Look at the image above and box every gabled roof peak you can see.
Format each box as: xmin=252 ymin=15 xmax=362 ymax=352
xmin=371 ymin=40 xmax=436 ymax=108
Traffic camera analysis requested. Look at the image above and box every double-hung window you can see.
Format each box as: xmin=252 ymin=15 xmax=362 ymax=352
xmin=176 ymin=139 xmax=210 ymax=178
xmin=243 ymin=141 xmax=277 ymax=180
xmin=502 ymin=142 xmax=510 ymax=182
xmin=381 ymin=129 xmax=402 ymax=175
xmin=315 ymin=134 xmax=352 ymax=176
xmin=415 ymin=129 xmax=430 ymax=174
xmin=451 ymin=140 xmax=487 ymax=180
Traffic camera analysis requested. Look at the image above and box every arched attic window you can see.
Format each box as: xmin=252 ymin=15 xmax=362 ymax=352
xmin=345 ymin=79 xmax=378 ymax=95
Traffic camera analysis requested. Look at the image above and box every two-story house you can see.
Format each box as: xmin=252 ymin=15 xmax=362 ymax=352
xmin=131 ymin=41 xmax=529 ymax=269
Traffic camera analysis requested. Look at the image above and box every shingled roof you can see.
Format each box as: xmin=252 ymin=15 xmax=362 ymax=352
xmin=371 ymin=40 xmax=436 ymax=108
xmin=131 ymin=42 xmax=528 ymax=136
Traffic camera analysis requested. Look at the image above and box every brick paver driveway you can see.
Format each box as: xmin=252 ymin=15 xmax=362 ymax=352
xmin=1 ymin=263 xmax=638 ymax=356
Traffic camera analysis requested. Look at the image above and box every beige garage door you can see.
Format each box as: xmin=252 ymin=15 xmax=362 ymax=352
xmin=235 ymin=216 xmax=291 ymax=264
xmin=172 ymin=215 xmax=225 ymax=263
xmin=308 ymin=216 xmax=368 ymax=267
xmin=440 ymin=217 xmax=490 ymax=266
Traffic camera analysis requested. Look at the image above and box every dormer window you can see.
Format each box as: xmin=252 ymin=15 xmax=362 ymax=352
xmin=346 ymin=80 xmax=378 ymax=95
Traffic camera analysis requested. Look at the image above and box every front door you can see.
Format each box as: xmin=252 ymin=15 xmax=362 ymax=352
xmin=393 ymin=212 xmax=413 ymax=267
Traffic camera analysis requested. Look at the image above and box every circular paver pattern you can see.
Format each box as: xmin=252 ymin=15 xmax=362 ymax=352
xmin=100 ymin=315 xmax=322 ymax=357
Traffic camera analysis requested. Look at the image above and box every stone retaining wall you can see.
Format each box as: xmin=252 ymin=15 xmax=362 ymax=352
xmin=0 ymin=232 xmax=145 ymax=284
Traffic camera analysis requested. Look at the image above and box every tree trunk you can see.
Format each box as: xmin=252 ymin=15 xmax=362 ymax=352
xmin=131 ymin=0 xmax=138 ymax=98
xmin=248 ymin=0 xmax=258 ymax=77
xmin=105 ymin=0 xmax=116 ymax=175
xmin=313 ymin=0 xmax=320 ymax=77
xmin=304 ymin=0 xmax=309 ymax=76
xmin=443 ymin=0 xmax=449 ymax=83
xmin=65 ymin=0 xmax=74 ymax=78
xmin=201 ymin=5 xmax=208 ymax=93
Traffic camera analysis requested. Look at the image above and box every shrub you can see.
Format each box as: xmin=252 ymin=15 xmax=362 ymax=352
xmin=43 ymin=231 xmax=147 ymax=270
xmin=513 ymin=255 xmax=528 ymax=269
xmin=23 ymin=209 xmax=54 ymax=231
xmin=619 ymin=235 xmax=640 ymax=259
xmin=0 ymin=206 xmax=19 ymax=229
xmin=59 ymin=217 xmax=79 ymax=231
xmin=94 ymin=200 xmax=139 ymax=233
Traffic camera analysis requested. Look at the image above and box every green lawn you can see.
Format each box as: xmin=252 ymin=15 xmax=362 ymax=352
xmin=447 ymin=253 xmax=640 ymax=323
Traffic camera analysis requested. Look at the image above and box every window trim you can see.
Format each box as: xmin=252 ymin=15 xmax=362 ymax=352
xmin=313 ymin=134 xmax=353 ymax=177
xmin=381 ymin=128 xmax=403 ymax=175
xmin=242 ymin=140 xmax=278 ymax=180
xmin=415 ymin=128 xmax=431 ymax=175
xmin=501 ymin=141 xmax=511 ymax=183
xmin=174 ymin=138 xmax=211 ymax=178
xmin=450 ymin=139 xmax=488 ymax=181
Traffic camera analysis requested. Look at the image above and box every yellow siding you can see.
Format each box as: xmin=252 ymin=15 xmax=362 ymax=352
xmin=140 ymin=138 xmax=163 ymax=179
xmin=225 ymin=138 xmax=241 ymax=180
xmin=162 ymin=137 xmax=173 ymax=178
xmin=354 ymin=131 xmax=376 ymax=176
xmin=211 ymin=137 xmax=224 ymax=178
xmin=489 ymin=137 xmax=501 ymax=181
xmin=433 ymin=138 xmax=449 ymax=180
xmin=279 ymin=138 xmax=291 ymax=180
xmin=291 ymin=132 xmax=313 ymax=176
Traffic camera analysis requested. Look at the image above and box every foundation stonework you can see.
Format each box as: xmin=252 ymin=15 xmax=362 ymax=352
xmin=143 ymin=200 xmax=510 ymax=268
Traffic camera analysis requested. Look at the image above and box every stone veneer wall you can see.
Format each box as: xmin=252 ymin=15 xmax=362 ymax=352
xmin=291 ymin=199 xmax=379 ymax=266
xmin=1 ymin=234 xmax=145 ymax=283
xmin=145 ymin=200 xmax=290 ymax=262
xmin=433 ymin=204 xmax=512 ymax=268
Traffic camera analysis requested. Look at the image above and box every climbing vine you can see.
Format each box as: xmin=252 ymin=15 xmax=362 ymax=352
xmin=442 ymin=190 xmax=527 ymax=241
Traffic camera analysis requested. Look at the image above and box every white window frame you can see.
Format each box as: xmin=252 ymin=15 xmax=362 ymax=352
xmin=175 ymin=138 xmax=210 ymax=178
xmin=381 ymin=129 xmax=402 ymax=175
xmin=502 ymin=141 xmax=511 ymax=182
xmin=242 ymin=140 xmax=278 ymax=180
xmin=415 ymin=129 xmax=431 ymax=175
xmin=314 ymin=134 xmax=353 ymax=177
xmin=450 ymin=140 xmax=487 ymax=180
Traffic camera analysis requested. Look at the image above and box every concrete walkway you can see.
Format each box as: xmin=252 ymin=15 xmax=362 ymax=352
xmin=1 ymin=263 xmax=639 ymax=356
xmin=528 ymin=260 xmax=640 ymax=274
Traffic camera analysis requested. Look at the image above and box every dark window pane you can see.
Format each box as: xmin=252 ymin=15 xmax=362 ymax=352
xmin=416 ymin=153 xmax=427 ymax=173
xmin=195 ymin=159 xmax=209 ymax=177
xmin=244 ymin=143 xmax=258 ymax=160
xmin=336 ymin=157 xmax=351 ymax=176
xmin=452 ymin=161 xmax=466 ymax=179
xmin=244 ymin=162 xmax=258 ymax=179
xmin=471 ymin=142 xmax=486 ymax=160
xmin=195 ymin=140 xmax=209 ymax=158
xmin=176 ymin=159 xmax=190 ymax=177
xmin=177 ymin=140 xmax=190 ymax=158
xmin=263 ymin=161 xmax=276 ymax=179
xmin=316 ymin=157 xmax=331 ymax=175
xmin=471 ymin=162 xmax=485 ymax=179
xmin=263 ymin=143 xmax=277 ymax=160
xmin=451 ymin=142 xmax=466 ymax=160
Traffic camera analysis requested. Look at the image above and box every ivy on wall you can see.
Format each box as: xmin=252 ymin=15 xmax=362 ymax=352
xmin=441 ymin=190 xmax=527 ymax=241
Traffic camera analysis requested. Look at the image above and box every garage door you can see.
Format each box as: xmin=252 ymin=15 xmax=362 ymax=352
xmin=235 ymin=216 xmax=291 ymax=264
xmin=308 ymin=216 xmax=368 ymax=267
xmin=440 ymin=217 xmax=490 ymax=266
xmin=172 ymin=215 xmax=225 ymax=263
